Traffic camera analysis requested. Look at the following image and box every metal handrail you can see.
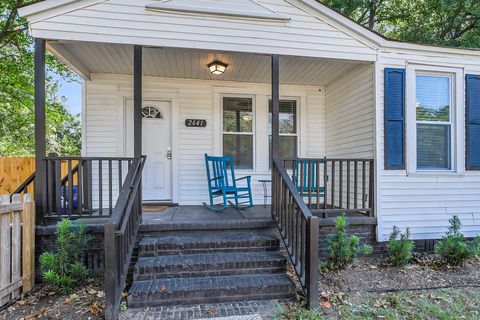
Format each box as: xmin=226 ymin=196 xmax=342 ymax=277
xmin=104 ymin=156 xmax=146 ymax=320
xmin=272 ymin=157 xmax=319 ymax=308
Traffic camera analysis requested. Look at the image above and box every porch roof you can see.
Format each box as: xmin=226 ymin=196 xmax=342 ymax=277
xmin=20 ymin=0 xmax=480 ymax=65
xmin=19 ymin=0 xmax=379 ymax=63
xmin=48 ymin=42 xmax=367 ymax=84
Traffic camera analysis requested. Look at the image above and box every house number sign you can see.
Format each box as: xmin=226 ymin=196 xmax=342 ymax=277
xmin=185 ymin=119 xmax=207 ymax=127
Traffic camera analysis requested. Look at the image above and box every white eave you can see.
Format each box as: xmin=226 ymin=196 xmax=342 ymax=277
xmin=17 ymin=0 xmax=480 ymax=58
xmin=145 ymin=1 xmax=291 ymax=22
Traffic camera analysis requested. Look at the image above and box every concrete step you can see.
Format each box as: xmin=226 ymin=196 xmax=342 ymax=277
xmin=133 ymin=251 xmax=287 ymax=280
xmin=128 ymin=274 xmax=296 ymax=307
xmin=138 ymin=231 xmax=280 ymax=257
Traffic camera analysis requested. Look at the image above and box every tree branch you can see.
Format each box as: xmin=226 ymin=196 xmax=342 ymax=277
xmin=439 ymin=3 xmax=465 ymax=39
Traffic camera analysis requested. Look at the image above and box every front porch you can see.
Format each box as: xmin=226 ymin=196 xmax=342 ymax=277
xmin=29 ymin=38 xmax=377 ymax=319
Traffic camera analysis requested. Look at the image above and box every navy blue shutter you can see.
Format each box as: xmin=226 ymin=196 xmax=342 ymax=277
xmin=384 ymin=68 xmax=406 ymax=170
xmin=466 ymin=74 xmax=480 ymax=170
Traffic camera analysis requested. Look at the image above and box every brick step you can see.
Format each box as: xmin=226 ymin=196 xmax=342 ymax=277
xmin=139 ymin=219 xmax=275 ymax=232
xmin=128 ymin=274 xmax=296 ymax=307
xmin=133 ymin=251 xmax=287 ymax=280
xmin=138 ymin=231 xmax=280 ymax=257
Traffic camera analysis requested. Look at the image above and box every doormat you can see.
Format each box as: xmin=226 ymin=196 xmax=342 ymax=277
xmin=142 ymin=205 xmax=168 ymax=212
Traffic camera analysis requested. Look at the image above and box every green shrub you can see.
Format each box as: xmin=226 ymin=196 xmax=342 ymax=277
xmin=434 ymin=215 xmax=480 ymax=266
xmin=387 ymin=226 xmax=414 ymax=266
xmin=323 ymin=214 xmax=372 ymax=270
xmin=39 ymin=219 xmax=91 ymax=293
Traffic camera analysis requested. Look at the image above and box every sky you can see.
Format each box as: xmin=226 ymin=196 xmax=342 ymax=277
xmin=52 ymin=73 xmax=83 ymax=115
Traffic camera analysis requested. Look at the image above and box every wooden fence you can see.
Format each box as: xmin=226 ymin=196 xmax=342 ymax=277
xmin=0 ymin=158 xmax=35 ymax=195
xmin=0 ymin=193 xmax=35 ymax=307
xmin=0 ymin=157 xmax=78 ymax=196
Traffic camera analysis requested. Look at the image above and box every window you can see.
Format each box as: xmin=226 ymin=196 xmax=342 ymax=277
xmin=222 ymin=97 xmax=254 ymax=169
xmin=141 ymin=106 xmax=163 ymax=119
xmin=268 ymin=100 xmax=298 ymax=164
xmin=415 ymin=74 xmax=453 ymax=170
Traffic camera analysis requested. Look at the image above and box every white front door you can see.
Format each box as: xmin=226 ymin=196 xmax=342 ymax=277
xmin=126 ymin=100 xmax=172 ymax=201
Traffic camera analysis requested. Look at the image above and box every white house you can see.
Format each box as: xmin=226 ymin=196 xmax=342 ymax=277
xmin=19 ymin=0 xmax=480 ymax=242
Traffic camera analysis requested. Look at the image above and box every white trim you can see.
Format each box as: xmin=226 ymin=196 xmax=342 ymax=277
xmin=373 ymin=59 xmax=383 ymax=241
xmin=18 ymin=0 xmax=80 ymax=17
xmin=406 ymin=64 xmax=465 ymax=176
xmin=81 ymin=81 xmax=87 ymax=156
xmin=292 ymin=0 xmax=382 ymax=49
xmin=19 ymin=0 xmax=105 ymax=23
xmin=146 ymin=2 xmax=291 ymax=22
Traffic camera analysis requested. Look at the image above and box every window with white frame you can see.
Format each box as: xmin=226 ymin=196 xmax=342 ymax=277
xmin=415 ymin=73 xmax=453 ymax=171
xmin=268 ymin=99 xmax=298 ymax=164
xmin=222 ymin=97 xmax=254 ymax=169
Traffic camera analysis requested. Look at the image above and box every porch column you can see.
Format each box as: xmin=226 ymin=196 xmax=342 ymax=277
xmin=34 ymin=38 xmax=46 ymax=224
xmin=133 ymin=45 xmax=143 ymax=157
xmin=271 ymin=55 xmax=280 ymax=161
xmin=271 ymin=54 xmax=280 ymax=217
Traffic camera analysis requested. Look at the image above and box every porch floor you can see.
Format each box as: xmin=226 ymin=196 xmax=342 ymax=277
xmin=142 ymin=205 xmax=271 ymax=223
xmin=140 ymin=205 xmax=376 ymax=225
xmin=139 ymin=205 xmax=273 ymax=232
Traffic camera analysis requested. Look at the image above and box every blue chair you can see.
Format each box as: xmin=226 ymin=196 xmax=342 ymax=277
xmin=293 ymin=159 xmax=325 ymax=198
xmin=203 ymin=154 xmax=253 ymax=211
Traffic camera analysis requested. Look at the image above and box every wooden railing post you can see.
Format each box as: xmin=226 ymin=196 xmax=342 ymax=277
xmin=104 ymin=222 xmax=118 ymax=320
xmin=305 ymin=215 xmax=319 ymax=309
xmin=22 ymin=194 xmax=35 ymax=293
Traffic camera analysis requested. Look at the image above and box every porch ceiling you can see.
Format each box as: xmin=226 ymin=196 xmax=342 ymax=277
xmin=49 ymin=41 xmax=367 ymax=86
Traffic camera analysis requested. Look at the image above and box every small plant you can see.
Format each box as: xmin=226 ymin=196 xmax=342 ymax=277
xmin=387 ymin=226 xmax=414 ymax=266
xmin=434 ymin=215 xmax=480 ymax=266
xmin=120 ymin=301 xmax=128 ymax=312
xmin=40 ymin=219 xmax=91 ymax=293
xmin=323 ymin=214 xmax=372 ymax=270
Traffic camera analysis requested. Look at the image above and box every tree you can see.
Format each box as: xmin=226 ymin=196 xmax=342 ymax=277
xmin=0 ymin=0 xmax=81 ymax=156
xmin=320 ymin=0 xmax=480 ymax=48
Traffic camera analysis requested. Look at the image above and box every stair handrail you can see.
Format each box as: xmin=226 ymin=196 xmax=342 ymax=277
xmin=104 ymin=155 xmax=146 ymax=320
xmin=9 ymin=162 xmax=79 ymax=202
xmin=272 ymin=157 xmax=319 ymax=308
xmin=10 ymin=172 xmax=35 ymax=201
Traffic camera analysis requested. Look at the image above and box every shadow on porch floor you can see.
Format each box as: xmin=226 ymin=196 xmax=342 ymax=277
xmin=139 ymin=205 xmax=273 ymax=232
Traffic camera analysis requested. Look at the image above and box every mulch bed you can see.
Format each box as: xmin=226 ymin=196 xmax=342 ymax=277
xmin=0 ymin=279 xmax=106 ymax=320
xmin=320 ymin=253 xmax=480 ymax=294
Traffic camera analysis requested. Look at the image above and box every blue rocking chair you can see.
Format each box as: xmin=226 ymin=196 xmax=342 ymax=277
xmin=293 ymin=159 xmax=325 ymax=199
xmin=203 ymin=154 xmax=253 ymax=211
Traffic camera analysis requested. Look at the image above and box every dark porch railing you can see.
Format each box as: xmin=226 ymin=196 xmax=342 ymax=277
xmin=272 ymin=157 xmax=375 ymax=308
xmin=104 ymin=156 xmax=146 ymax=320
xmin=283 ymin=158 xmax=375 ymax=217
xmin=41 ymin=156 xmax=139 ymax=223
xmin=272 ymin=157 xmax=319 ymax=308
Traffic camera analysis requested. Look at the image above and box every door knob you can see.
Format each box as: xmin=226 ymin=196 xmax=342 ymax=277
xmin=166 ymin=149 xmax=172 ymax=160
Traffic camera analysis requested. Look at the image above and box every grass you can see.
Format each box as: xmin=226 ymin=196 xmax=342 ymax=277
xmin=278 ymin=288 xmax=480 ymax=320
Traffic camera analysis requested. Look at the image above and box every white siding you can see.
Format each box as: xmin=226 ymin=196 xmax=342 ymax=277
xmin=325 ymin=64 xmax=375 ymax=158
xmin=306 ymin=90 xmax=325 ymax=157
xmin=84 ymin=74 xmax=325 ymax=205
xmin=27 ymin=0 xmax=376 ymax=61
xmin=376 ymin=49 xmax=480 ymax=241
